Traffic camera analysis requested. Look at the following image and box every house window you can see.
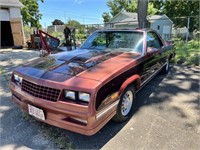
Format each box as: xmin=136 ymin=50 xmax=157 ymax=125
xmin=157 ymin=25 xmax=160 ymax=30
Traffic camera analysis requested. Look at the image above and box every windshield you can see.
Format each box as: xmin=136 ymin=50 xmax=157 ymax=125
xmin=80 ymin=31 xmax=144 ymax=53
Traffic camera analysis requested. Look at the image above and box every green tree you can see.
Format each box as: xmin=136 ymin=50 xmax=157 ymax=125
xmin=150 ymin=0 xmax=199 ymax=31
xmin=149 ymin=0 xmax=164 ymax=14
xmin=66 ymin=19 xmax=82 ymax=28
xmin=66 ymin=19 xmax=85 ymax=34
xmin=102 ymin=12 xmax=111 ymax=23
xmin=105 ymin=0 xmax=137 ymax=17
xmin=102 ymin=0 xmax=157 ymax=23
xmin=19 ymin=0 xmax=44 ymax=28
xmin=52 ymin=19 xmax=64 ymax=25
xmin=148 ymin=2 xmax=158 ymax=15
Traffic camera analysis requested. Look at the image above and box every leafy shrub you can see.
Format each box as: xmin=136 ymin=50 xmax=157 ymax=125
xmin=51 ymin=32 xmax=64 ymax=40
xmin=173 ymin=39 xmax=199 ymax=66
xmin=176 ymin=55 xmax=187 ymax=64
xmin=187 ymin=54 xmax=200 ymax=66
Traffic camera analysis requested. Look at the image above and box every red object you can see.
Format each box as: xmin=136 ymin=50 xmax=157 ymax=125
xmin=39 ymin=30 xmax=60 ymax=55
xmin=9 ymin=28 xmax=175 ymax=135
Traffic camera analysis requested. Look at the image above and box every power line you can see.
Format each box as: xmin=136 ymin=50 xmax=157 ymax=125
xmin=40 ymin=9 xmax=102 ymax=20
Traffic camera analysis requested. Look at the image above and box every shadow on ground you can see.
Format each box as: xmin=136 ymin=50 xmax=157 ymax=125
xmin=62 ymin=66 xmax=200 ymax=149
xmin=1 ymin=49 xmax=199 ymax=149
xmin=1 ymin=72 xmax=166 ymax=149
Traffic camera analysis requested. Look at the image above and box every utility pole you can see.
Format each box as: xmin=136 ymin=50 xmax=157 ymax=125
xmin=137 ymin=0 xmax=148 ymax=28
xmin=199 ymin=0 xmax=200 ymax=47
xmin=82 ymin=16 xmax=85 ymax=25
xmin=186 ymin=17 xmax=190 ymax=49
xmin=64 ymin=12 xmax=66 ymax=24
xmin=44 ymin=23 xmax=46 ymax=32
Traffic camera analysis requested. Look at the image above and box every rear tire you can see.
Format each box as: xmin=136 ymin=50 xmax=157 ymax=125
xmin=161 ymin=59 xmax=169 ymax=74
xmin=112 ymin=86 xmax=135 ymax=122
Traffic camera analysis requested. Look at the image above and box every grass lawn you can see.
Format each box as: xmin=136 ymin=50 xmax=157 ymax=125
xmin=172 ymin=39 xmax=200 ymax=66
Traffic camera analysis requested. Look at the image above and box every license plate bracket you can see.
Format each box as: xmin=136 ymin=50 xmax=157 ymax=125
xmin=28 ymin=104 xmax=45 ymax=121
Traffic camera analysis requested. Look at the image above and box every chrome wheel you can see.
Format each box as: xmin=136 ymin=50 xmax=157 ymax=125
xmin=121 ymin=90 xmax=134 ymax=116
xmin=112 ymin=86 xmax=135 ymax=122
xmin=161 ymin=59 xmax=170 ymax=74
xmin=165 ymin=60 xmax=169 ymax=71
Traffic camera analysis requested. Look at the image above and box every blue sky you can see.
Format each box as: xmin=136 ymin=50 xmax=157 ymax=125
xmin=39 ymin=0 xmax=109 ymax=27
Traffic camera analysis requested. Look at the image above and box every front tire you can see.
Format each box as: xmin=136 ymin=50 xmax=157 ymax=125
xmin=112 ymin=86 xmax=135 ymax=122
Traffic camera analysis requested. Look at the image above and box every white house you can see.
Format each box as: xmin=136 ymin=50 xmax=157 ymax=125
xmin=148 ymin=15 xmax=173 ymax=40
xmin=105 ymin=11 xmax=173 ymax=40
xmin=0 ymin=0 xmax=24 ymax=47
xmin=105 ymin=12 xmax=138 ymax=29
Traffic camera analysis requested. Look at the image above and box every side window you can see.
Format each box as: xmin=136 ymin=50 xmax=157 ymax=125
xmin=147 ymin=32 xmax=163 ymax=49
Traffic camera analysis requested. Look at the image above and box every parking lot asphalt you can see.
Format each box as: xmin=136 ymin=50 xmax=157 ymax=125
xmin=0 ymin=48 xmax=200 ymax=150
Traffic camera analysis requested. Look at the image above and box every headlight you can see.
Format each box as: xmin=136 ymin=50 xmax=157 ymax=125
xmin=79 ymin=92 xmax=90 ymax=102
xmin=64 ymin=90 xmax=76 ymax=100
xmin=13 ymin=73 xmax=22 ymax=84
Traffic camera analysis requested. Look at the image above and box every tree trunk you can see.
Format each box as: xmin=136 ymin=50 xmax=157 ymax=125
xmin=137 ymin=0 xmax=148 ymax=28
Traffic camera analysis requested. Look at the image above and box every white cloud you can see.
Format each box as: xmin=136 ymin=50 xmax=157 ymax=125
xmin=74 ymin=0 xmax=85 ymax=4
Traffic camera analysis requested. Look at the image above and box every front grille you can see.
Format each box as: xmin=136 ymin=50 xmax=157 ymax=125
xmin=22 ymin=79 xmax=60 ymax=102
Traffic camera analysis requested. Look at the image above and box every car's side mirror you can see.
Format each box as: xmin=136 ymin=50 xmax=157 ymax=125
xmin=147 ymin=47 xmax=157 ymax=55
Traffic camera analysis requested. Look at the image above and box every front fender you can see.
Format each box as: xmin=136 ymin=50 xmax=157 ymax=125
xmin=119 ymin=74 xmax=141 ymax=96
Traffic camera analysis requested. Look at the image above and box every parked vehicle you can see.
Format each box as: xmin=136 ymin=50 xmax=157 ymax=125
xmin=9 ymin=29 xmax=175 ymax=135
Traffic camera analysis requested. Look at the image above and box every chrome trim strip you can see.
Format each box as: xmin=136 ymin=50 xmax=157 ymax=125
xmin=71 ymin=117 xmax=87 ymax=124
xmin=96 ymin=100 xmax=120 ymax=120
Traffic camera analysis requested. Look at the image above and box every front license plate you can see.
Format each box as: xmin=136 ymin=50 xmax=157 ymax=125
xmin=28 ymin=104 xmax=45 ymax=121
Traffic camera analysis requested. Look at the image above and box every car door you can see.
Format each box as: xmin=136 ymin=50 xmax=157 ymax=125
xmin=141 ymin=31 xmax=164 ymax=82
xmin=148 ymin=31 xmax=166 ymax=66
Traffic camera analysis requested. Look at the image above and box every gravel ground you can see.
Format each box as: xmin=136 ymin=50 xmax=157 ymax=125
xmin=0 ymin=49 xmax=58 ymax=149
xmin=0 ymin=48 xmax=199 ymax=150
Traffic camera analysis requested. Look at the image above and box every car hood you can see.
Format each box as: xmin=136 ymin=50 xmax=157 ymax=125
xmin=15 ymin=49 xmax=140 ymax=82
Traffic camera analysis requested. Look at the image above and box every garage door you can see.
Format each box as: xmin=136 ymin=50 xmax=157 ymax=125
xmin=1 ymin=21 xmax=14 ymax=47
xmin=0 ymin=8 xmax=14 ymax=47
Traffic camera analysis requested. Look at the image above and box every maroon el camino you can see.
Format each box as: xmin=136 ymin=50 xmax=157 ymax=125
xmin=9 ymin=28 xmax=175 ymax=135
